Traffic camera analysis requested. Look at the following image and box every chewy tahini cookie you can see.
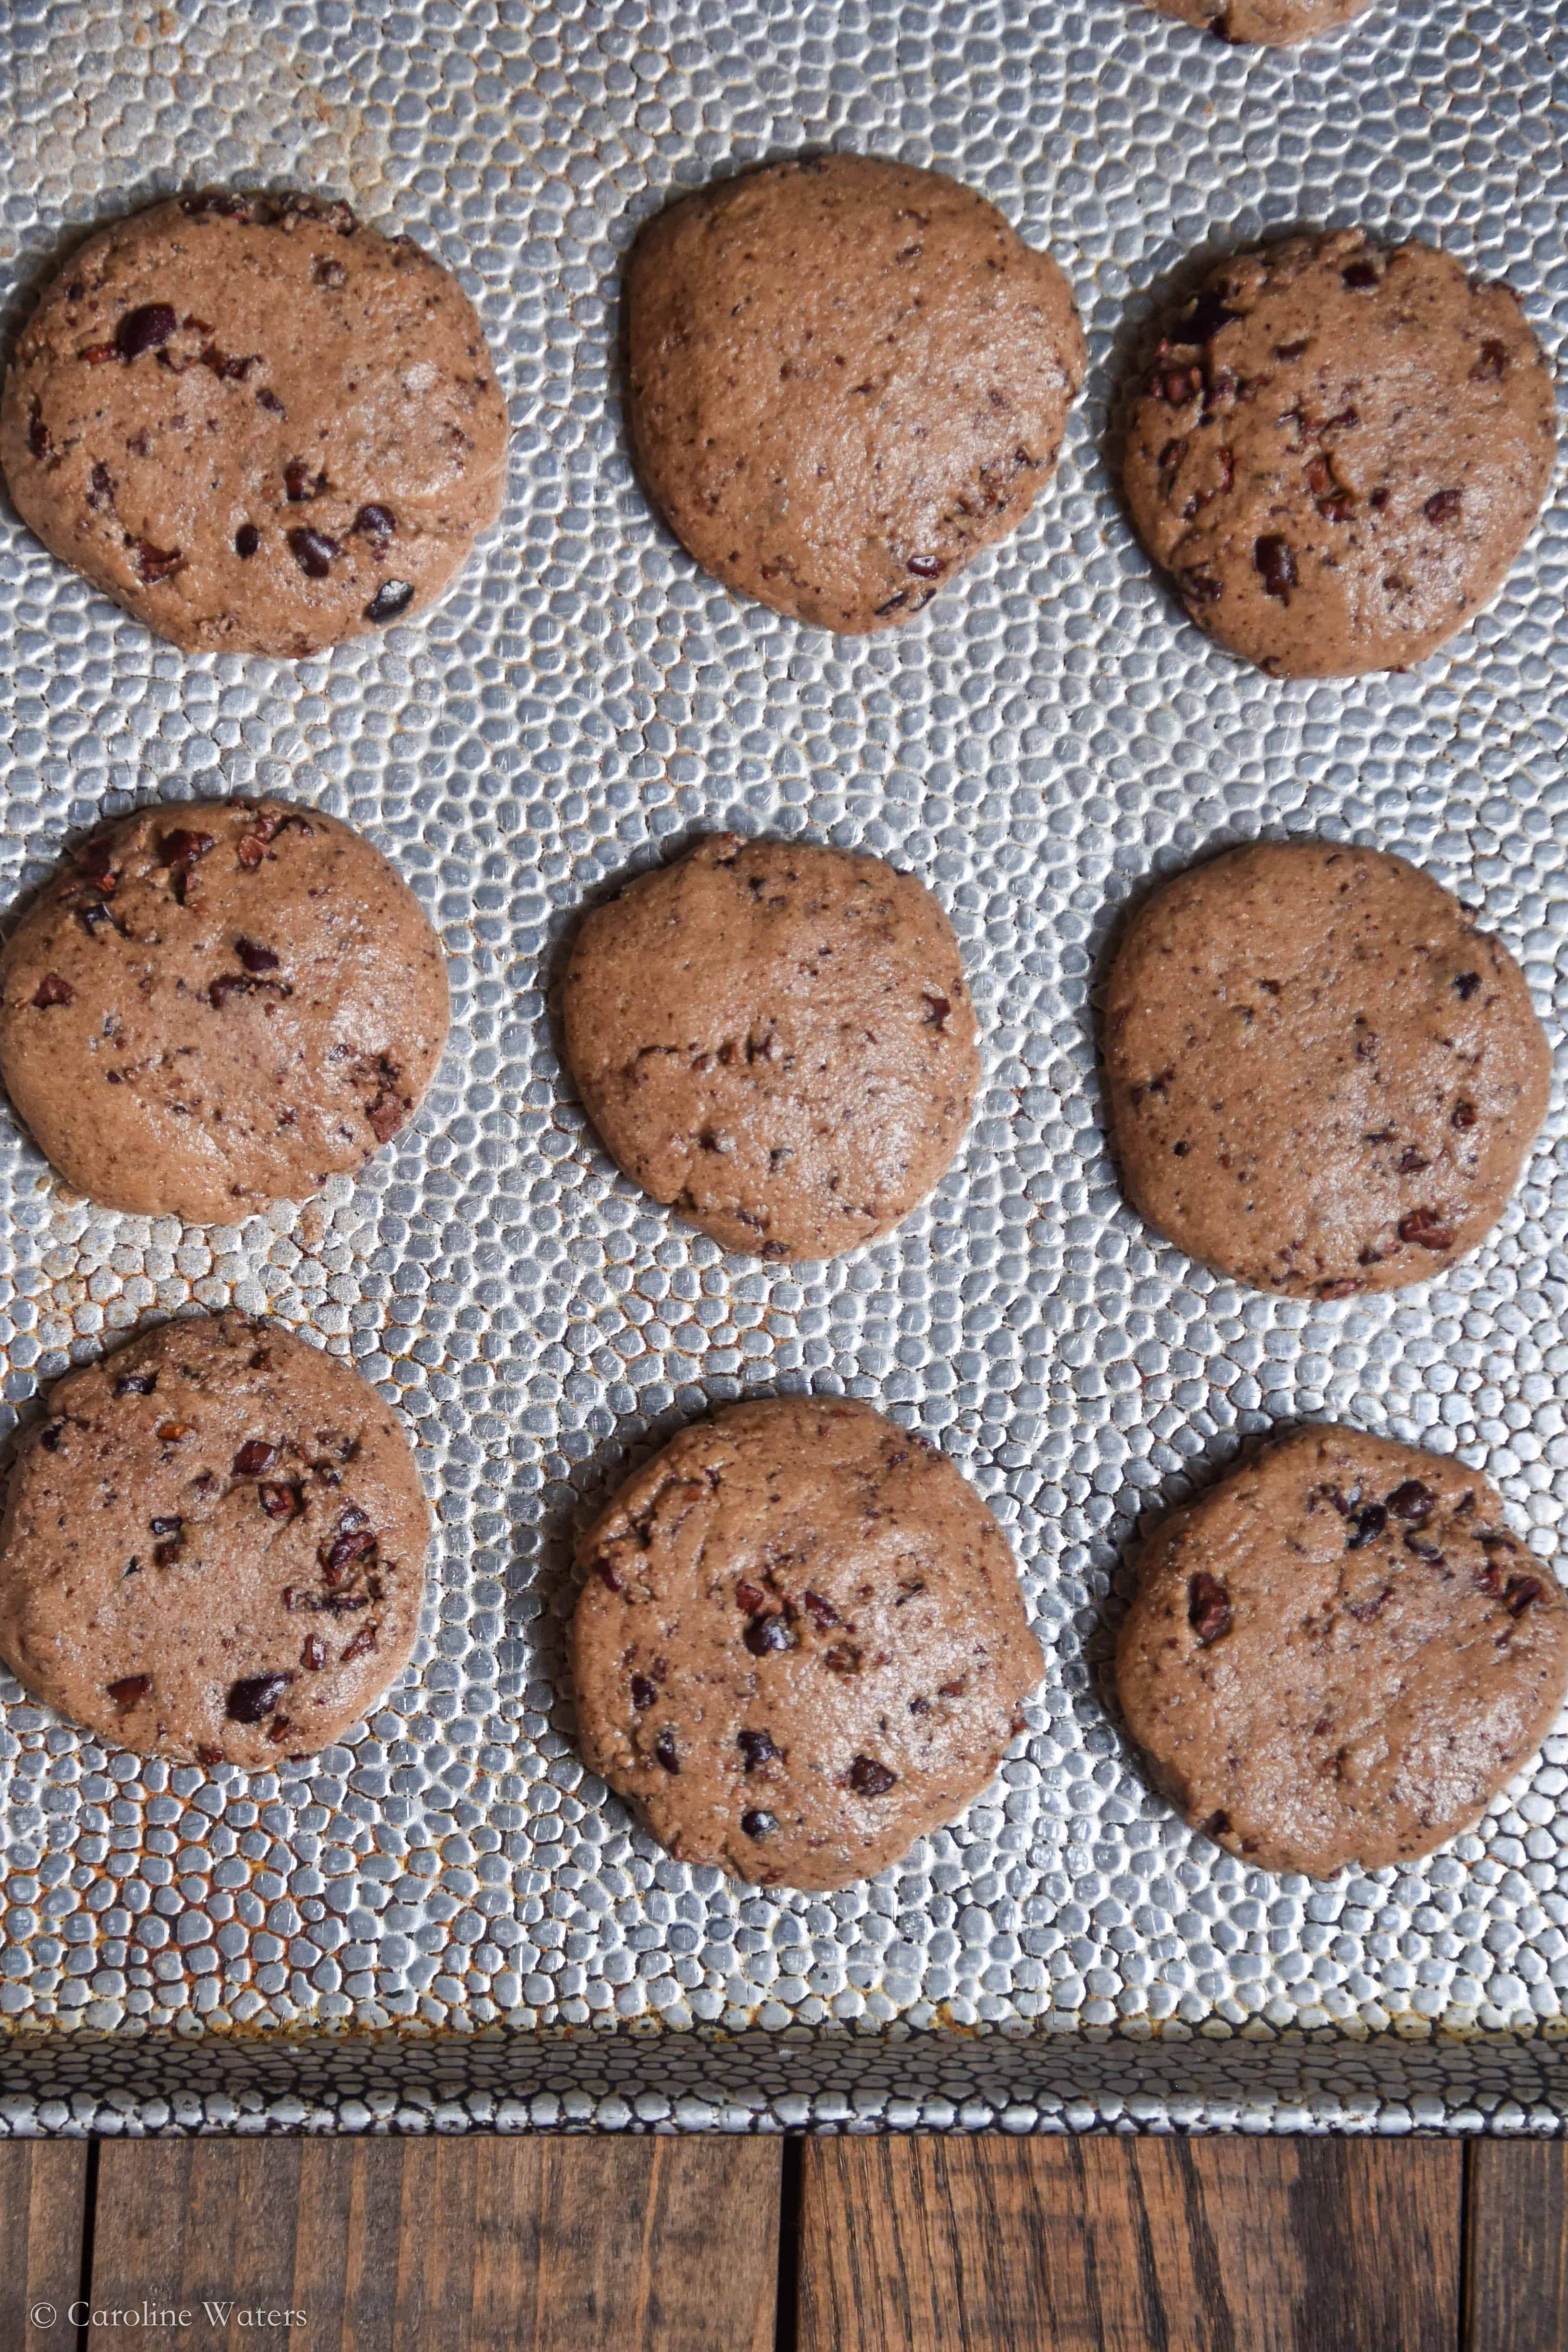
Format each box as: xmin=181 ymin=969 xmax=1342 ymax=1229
xmin=571 ymin=1396 xmax=1043 ymax=1891
xmin=0 ymin=1313 xmax=431 ymax=1767
xmin=0 ymin=798 xmax=450 ymax=1224
xmin=1101 ymin=840 xmax=1549 ymax=1298
xmin=626 ymin=153 xmax=1085 ymax=631
xmin=1116 ymin=1423 xmax=1568 ymax=1876
xmin=0 ymin=191 xmax=508 ymax=656
xmin=1122 ymin=229 xmax=1555 ymax=675
xmin=563 ymin=833 xmax=980 ymax=1261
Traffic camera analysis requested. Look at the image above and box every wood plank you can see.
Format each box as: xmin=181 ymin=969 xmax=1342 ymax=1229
xmin=1466 ymin=2139 xmax=1568 ymax=2352
xmin=91 ymin=2135 xmax=781 ymax=2351
xmin=0 ymin=2141 xmax=88 ymax=2346
xmin=798 ymin=2134 xmax=1464 ymax=2352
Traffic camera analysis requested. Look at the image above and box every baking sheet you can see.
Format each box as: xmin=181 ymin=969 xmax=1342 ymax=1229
xmin=0 ymin=0 xmax=1565 ymax=2132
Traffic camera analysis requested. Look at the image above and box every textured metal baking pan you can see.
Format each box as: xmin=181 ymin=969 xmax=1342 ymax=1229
xmin=0 ymin=0 xmax=1565 ymax=2136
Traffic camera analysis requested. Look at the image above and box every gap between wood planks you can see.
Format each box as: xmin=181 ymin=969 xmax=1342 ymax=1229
xmin=0 ymin=2132 xmax=1561 ymax=2351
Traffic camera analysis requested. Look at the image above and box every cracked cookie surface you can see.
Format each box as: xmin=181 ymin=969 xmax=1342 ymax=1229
xmin=561 ymin=833 xmax=980 ymax=1261
xmin=1102 ymin=840 xmax=1549 ymax=1298
xmin=571 ymin=1396 xmax=1042 ymax=1891
xmin=0 ymin=191 xmax=508 ymax=657
xmin=1122 ymin=228 xmax=1555 ymax=676
xmin=1139 ymin=0 xmax=1372 ymax=45
xmin=0 ymin=796 xmax=449 ymax=1222
xmin=0 ymin=1311 xmax=430 ymax=1766
xmin=1116 ymin=1423 xmax=1568 ymax=1876
xmin=626 ymin=152 xmax=1085 ymax=632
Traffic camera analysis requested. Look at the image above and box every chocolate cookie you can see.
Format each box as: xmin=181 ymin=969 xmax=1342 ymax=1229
xmin=0 ymin=191 xmax=508 ymax=658
xmin=0 ymin=1312 xmax=430 ymax=1766
xmin=1116 ymin=1424 xmax=1568 ymax=1876
xmin=0 ymin=797 xmax=450 ymax=1224
xmin=561 ymin=834 xmax=980 ymax=1261
xmin=1102 ymin=841 xmax=1550 ymax=1298
xmin=625 ymin=154 xmax=1085 ymax=632
xmin=571 ymin=1396 xmax=1042 ymax=1891
xmin=1122 ymin=229 xmax=1556 ymax=675
xmin=1139 ymin=0 xmax=1371 ymax=44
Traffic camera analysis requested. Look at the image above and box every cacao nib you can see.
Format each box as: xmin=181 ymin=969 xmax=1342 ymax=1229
xmin=735 ymin=1582 xmax=767 ymax=1614
xmin=134 ymin=540 xmax=183 ymax=585
xmin=31 ymin=973 xmax=74 ymax=1009
xmin=365 ymin=580 xmax=415 ymax=624
xmin=1341 ymin=257 xmax=1381 ymax=289
xmin=1470 ymin=339 xmax=1507 ymax=382
xmin=922 ymin=993 xmax=951 ymax=1029
xmin=301 ymin=1635 xmax=326 ymax=1670
xmin=288 ymin=526 xmax=340 ymax=578
xmin=654 ymin=1728 xmax=680 ymax=1773
xmin=225 ymin=1670 xmax=291 ymax=1723
xmin=149 ymin=1515 xmax=182 ymax=1536
xmin=256 ymin=387 xmax=286 ymax=416
xmin=114 ymin=1370 xmax=157 ymax=1396
xmin=208 ymin=971 xmax=292 ymax=1009
xmin=1346 ymin=1503 xmax=1388 ymax=1549
xmin=259 ymin=1482 xmax=300 ymax=1520
xmin=233 ymin=1440 xmax=277 ymax=1476
xmin=116 ymin=304 xmax=177 ymax=360
xmin=340 ymin=1624 xmax=377 ymax=1664
xmin=1255 ymin=534 xmax=1297 ymax=601
xmin=196 ymin=1745 xmax=225 ymax=1767
xmin=1505 ymin=1575 xmax=1544 ymax=1616
xmin=235 ymin=937 xmax=281 ymax=973
xmin=235 ymin=523 xmax=261 ymax=559
xmin=1451 ymin=1100 xmax=1477 ymax=1130
xmin=1386 ymin=1480 xmax=1436 ymax=1524
xmin=106 ymin=1673 xmax=150 ymax=1712
xmin=27 ymin=399 xmax=51 ymax=461
xmin=365 ymin=1092 xmax=406 ymax=1144
xmin=630 ymin=1674 xmax=657 ymax=1711
xmin=1451 ymin=971 xmax=1482 ymax=1000
xmin=284 ymin=458 xmax=328 ymax=502
xmin=738 ymin=1728 xmax=781 ymax=1772
xmin=1424 ymin=489 xmax=1462 ymax=523
xmin=848 ymin=1754 xmax=897 ymax=1797
xmin=162 ymin=828 xmax=214 ymax=900
xmin=740 ymin=1809 xmax=778 ymax=1841
xmin=906 ymin=553 xmax=943 ymax=579
xmin=1188 ymin=1571 xmax=1232 ymax=1643
xmin=802 ymin=1590 xmax=840 ymax=1630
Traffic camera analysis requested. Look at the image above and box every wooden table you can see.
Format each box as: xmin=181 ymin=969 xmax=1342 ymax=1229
xmin=3 ymin=2132 xmax=1563 ymax=2347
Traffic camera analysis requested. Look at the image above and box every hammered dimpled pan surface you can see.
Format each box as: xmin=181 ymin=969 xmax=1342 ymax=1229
xmin=0 ymin=0 xmax=1564 ymax=2139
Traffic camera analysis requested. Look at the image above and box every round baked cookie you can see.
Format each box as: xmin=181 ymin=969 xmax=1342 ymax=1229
xmin=1122 ymin=229 xmax=1556 ymax=675
xmin=0 ymin=1312 xmax=430 ymax=1767
xmin=562 ymin=834 xmax=980 ymax=1261
xmin=1102 ymin=841 xmax=1550 ymax=1299
xmin=1116 ymin=1423 xmax=1568 ymax=1876
xmin=625 ymin=153 xmax=1085 ymax=632
xmin=1139 ymin=0 xmax=1371 ymax=44
xmin=0 ymin=797 xmax=450 ymax=1224
xmin=571 ymin=1396 xmax=1042 ymax=1891
xmin=0 ymin=190 xmax=508 ymax=658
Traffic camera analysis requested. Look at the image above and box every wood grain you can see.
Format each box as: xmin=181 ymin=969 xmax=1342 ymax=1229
xmin=90 ymin=2136 xmax=781 ymax=2351
xmin=1466 ymin=2138 xmax=1568 ymax=2352
xmin=0 ymin=2140 xmax=88 ymax=2347
xmin=798 ymin=2134 xmax=1465 ymax=2352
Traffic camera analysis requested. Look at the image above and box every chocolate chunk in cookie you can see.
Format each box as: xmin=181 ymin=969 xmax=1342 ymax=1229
xmin=626 ymin=153 xmax=1085 ymax=632
xmin=0 ymin=798 xmax=449 ymax=1223
xmin=0 ymin=192 xmax=508 ymax=657
xmin=562 ymin=833 xmax=980 ymax=1262
xmin=1122 ymin=229 xmax=1555 ymax=675
xmin=1116 ymin=1424 xmax=1568 ymax=1876
xmin=1102 ymin=840 xmax=1548 ymax=1298
xmin=571 ymin=1396 xmax=1042 ymax=1890
xmin=0 ymin=1312 xmax=430 ymax=1766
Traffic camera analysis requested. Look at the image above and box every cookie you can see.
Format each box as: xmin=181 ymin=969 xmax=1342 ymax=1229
xmin=571 ymin=1396 xmax=1042 ymax=1891
xmin=562 ymin=834 xmax=980 ymax=1261
xmin=0 ymin=1312 xmax=430 ymax=1766
xmin=1139 ymin=0 xmax=1371 ymax=44
xmin=0 ymin=797 xmax=450 ymax=1224
xmin=1115 ymin=1424 xmax=1568 ymax=1876
xmin=1122 ymin=229 xmax=1556 ymax=675
xmin=0 ymin=191 xmax=508 ymax=658
xmin=1102 ymin=841 xmax=1550 ymax=1298
xmin=625 ymin=154 xmax=1085 ymax=632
